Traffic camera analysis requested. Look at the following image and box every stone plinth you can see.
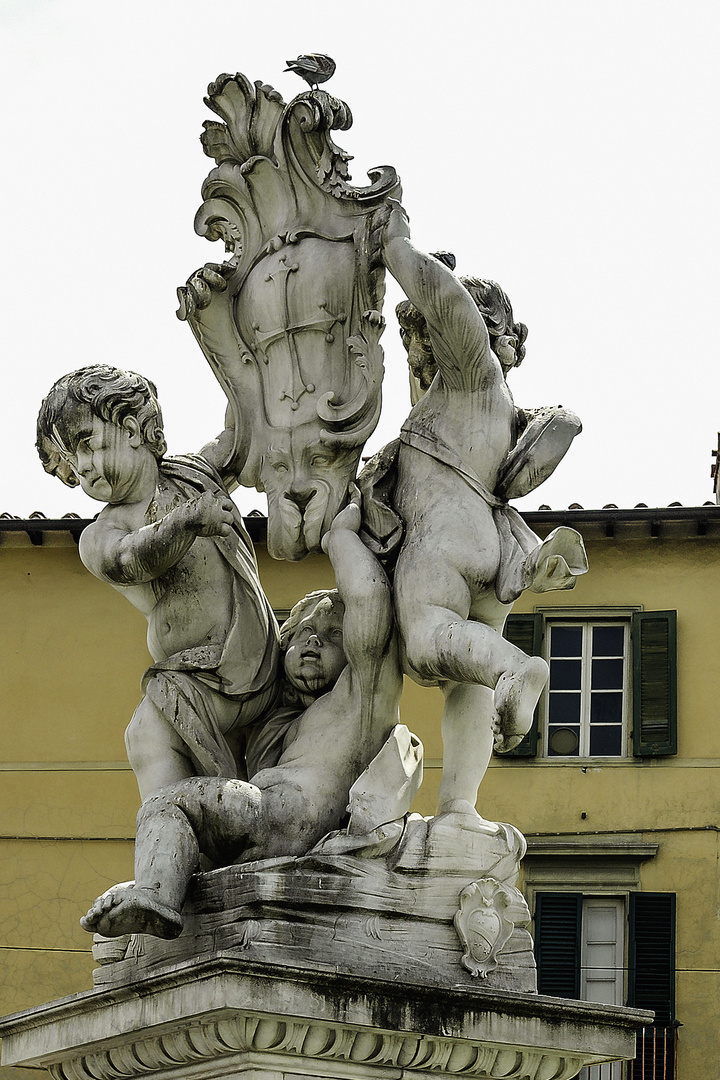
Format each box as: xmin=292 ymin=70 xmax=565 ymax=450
xmin=88 ymin=814 xmax=537 ymax=995
xmin=0 ymin=956 xmax=651 ymax=1080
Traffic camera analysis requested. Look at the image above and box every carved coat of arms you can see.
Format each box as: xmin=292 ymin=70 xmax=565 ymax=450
xmin=177 ymin=74 xmax=400 ymax=559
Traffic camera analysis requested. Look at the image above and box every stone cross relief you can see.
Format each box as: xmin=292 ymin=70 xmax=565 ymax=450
xmin=252 ymin=253 xmax=348 ymax=410
xmin=36 ymin=60 xmax=587 ymax=986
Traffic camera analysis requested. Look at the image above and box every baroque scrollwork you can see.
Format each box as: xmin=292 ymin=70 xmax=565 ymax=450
xmin=177 ymin=73 xmax=400 ymax=559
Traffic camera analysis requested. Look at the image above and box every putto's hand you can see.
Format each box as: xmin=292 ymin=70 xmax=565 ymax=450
xmin=321 ymin=485 xmax=362 ymax=551
xmin=183 ymin=491 xmax=235 ymax=537
xmin=176 ymin=261 xmax=237 ymax=321
xmin=383 ymin=198 xmax=411 ymax=245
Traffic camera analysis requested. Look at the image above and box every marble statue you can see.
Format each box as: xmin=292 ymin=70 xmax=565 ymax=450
xmin=36 ymin=365 xmax=280 ymax=800
xmin=369 ymin=201 xmax=588 ymax=818
xmin=79 ymin=491 xmax=406 ymax=940
xmin=11 ymin=64 xmax=646 ymax=1080
xmin=32 ymin=64 xmax=587 ymax=987
xmin=175 ymin=72 xmax=400 ymax=561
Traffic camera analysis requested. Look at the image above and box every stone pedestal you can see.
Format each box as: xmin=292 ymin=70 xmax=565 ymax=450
xmin=86 ymin=814 xmax=539 ymax=996
xmin=0 ymin=955 xmax=651 ymax=1080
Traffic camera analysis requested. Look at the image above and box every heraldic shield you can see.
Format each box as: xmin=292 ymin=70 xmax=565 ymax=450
xmin=177 ymin=72 xmax=400 ymax=560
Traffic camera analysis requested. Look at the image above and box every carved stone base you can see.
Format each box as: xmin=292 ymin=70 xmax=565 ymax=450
xmin=0 ymin=955 xmax=652 ymax=1080
xmin=90 ymin=814 xmax=537 ymax=993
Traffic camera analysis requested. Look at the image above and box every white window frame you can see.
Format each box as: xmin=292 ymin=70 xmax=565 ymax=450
xmin=539 ymin=611 xmax=635 ymax=760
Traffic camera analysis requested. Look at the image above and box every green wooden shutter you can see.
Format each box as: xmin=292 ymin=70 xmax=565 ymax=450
xmin=632 ymin=611 xmax=677 ymax=756
xmin=535 ymin=892 xmax=582 ymax=999
xmin=500 ymin=613 xmax=543 ymax=757
xmin=628 ymin=892 xmax=676 ymax=1022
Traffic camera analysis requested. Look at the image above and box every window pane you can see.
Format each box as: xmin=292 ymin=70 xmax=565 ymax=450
xmin=592 ymin=625 xmax=624 ymax=657
xmin=549 ymin=693 xmax=581 ymax=724
xmin=550 ymin=626 xmax=582 ymax=657
xmin=591 ymin=658 xmax=623 ymax=689
xmin=590 ymin=693 xmax=623 ymax=724
xmin=589 ymin=725 xmax=623 ymax=756
xmin=548 ymin=727 xmax=580 ymax=755
xmin=550 ymin=659 xmax=582 ymax=690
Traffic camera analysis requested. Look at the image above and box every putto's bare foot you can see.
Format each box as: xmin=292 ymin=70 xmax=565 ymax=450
xmin=80 ymin=884 xmax=183 ymax=939
xmin=493 ymin=656 xmax=549 ymax=753
xmin=433 ymin=800 xmax=500 ymax=835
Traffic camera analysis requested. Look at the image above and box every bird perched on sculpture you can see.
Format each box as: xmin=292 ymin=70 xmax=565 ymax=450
xmin=284 ymin=53 xmax=336 ymax=89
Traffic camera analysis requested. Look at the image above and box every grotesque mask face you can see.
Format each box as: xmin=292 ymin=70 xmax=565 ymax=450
xmin=262 ymin=425 xmax=361 ymax=560
xmin=283 ymin=598 xmax=347 ymax=695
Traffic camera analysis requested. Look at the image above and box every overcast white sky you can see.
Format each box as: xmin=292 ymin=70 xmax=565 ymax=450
xmin=2 ymin=0 xmax=718 ymax=519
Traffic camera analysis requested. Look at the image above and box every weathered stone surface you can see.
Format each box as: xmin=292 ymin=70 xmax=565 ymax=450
xmin=27 ymin=65 xmax=594 ymax=1042
xmin=0 ymin=957 xmax=652 ymax=1080
xmin=88 ymin=812 xmax=533 ymax=994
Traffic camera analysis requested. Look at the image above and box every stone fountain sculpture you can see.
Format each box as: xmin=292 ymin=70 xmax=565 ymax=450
xmin=1 ymin=60 xmax=650 ymax=1080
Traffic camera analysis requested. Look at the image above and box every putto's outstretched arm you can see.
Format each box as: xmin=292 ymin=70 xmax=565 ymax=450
xmin=178 ymin=262 xmax=250 ymax=489
xmin=321 ymin=490 xmax=394 ymax=674
xmin=381 ymin=202 xmax=495 ymax=390
xmin=80 ymin=491 xmax=235 ymax=587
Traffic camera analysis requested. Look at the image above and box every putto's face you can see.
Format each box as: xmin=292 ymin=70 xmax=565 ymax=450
xmin=283 ymin=601 xmax=347 ymax=695
xmin=61 ymin=415 xmax=149 ymax=503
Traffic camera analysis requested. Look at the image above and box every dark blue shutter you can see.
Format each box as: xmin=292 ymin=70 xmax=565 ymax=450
xmin=535 ymin=892 xmax=581 ymax=998
xmin=632 ymin=611 xmax=677 ymax=757
xmin=500 ymin=613 xmax=543 ymax=757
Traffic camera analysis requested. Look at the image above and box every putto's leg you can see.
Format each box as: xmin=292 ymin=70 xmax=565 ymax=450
xmin=124 ymin=696 xmax=196 ymax=801
xmin=436 ymin=682 xmax=495 ymax=815
xmin=80 ymin=778 xmax=264 ymax=939
xmin=493 ymin=657 xmax=549 ymax=753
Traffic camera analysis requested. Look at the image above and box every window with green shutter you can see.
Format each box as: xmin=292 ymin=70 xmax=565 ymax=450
xmin=500 ymin=611 xmax=677 ymax=759
xmin=535 ymin=892 xmax=582 ymax=998
xmin=628 ymin=893 xmax=676 ymax=1022
xmin=535 ymin=891 xmax=677 ymax=1079
xmin=501 ymin=612 xmax=543 ymax=757
xmin=632 ymin=611 xmax=677 ymax=757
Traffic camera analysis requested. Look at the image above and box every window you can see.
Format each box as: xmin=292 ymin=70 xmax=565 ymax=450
xmin=535 ymin=892 xmax=676 ymax=1079
xmin=502 ymin=611 xmax=677 ymax=759
xmin=545 ymin=622 xmax=628 ymax=757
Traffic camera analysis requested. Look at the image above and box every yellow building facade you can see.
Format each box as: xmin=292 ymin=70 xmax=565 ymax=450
xmin=1 ymin=504 xmax=719 ymax=1078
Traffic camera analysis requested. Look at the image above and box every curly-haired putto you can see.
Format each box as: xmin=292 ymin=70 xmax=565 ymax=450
xmin=396 ymin=254 xmax=527 ymax=390
xmin=37 ymin=365 xmax=167 ymax=486
xmin=278 ymin=590 xmax=344 ymax=653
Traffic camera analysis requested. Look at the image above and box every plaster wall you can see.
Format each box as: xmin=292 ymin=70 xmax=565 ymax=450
xmin=1 ymin=528 xmax=719 ymax=1076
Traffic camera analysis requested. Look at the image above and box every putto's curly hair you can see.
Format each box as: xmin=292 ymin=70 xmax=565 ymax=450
xmin=396 ymin=254 xmax=528 ymax=389
xmin=37 ymin=365 xmax=167 ymax=487
xmin=278 ymin=590 xmax=344 ymax=653
xmin=460 ymin=277 xmax=528 ymax=366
